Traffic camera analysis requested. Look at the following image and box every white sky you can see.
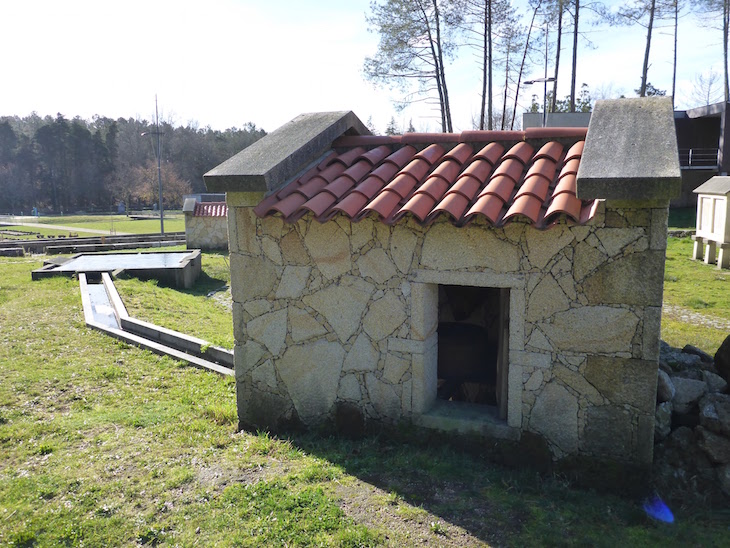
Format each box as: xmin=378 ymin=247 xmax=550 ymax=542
xmin=0 ymin=0 xmax=726 ymax=134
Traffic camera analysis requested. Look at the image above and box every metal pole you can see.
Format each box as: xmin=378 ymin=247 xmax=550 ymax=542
xmin=543 ymin=23 xmax=549 ymax=127
xmin=156 ymin=95 xmax=164 ymax=235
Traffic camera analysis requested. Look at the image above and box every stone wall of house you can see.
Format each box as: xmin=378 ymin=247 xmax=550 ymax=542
xmin=184 ymin=214 xmax=228 ymax=250
xmin=227 ymin=193 xmax=668 ymax=464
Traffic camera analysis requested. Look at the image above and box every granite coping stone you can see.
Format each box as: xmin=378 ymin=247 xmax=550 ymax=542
xmin=576 ymin=97 xmax=681 ymax=201
xmin=204 ymin=111 xmax=370 ymax=193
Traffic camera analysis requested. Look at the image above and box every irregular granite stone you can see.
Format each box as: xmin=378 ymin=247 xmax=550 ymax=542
xmin=303 ymin=276 xmax=374 ymax=342
xmin=584 ymin=405 xmax=633 ymax=458
xmin=656 ymin=369 xmax=675 ymax=403
xmin=655 ymin=401 xmax=673 ymax=441
xmin=583 ymin=356 xmax=657 ymax=413
xmin=421 ymin=223 xmax=520 ymax=272
xmin=714 ymin=334 xmax=730 ymax=383
xmin=699 ymin=393 xmax=730 ymax=437
xmin=541 ymin=307 xmax=639 ymax=354
xmin=702 ymin=370 xmax=728 ymax=394
xmin=357 ymin=247 xmax=397 ymax=284
xmin=362 ymin=291 xmax=407 ymax=341
xmin=278 ymin=340 xmax=345 ymax=424
xmin=672 ymin=377 xmax=708 ymax=415
xmin=529 ymin=382 xmax=579 ymax=454
xmin=246 ymin=308 xmax=287 ymax=356
xmin=304 ymin=221 xmax=352 ymax=280
xmin=696 ymin=426 xmax=730 ymax=464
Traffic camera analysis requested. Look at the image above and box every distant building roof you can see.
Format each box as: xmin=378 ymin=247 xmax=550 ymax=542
xmin=694 ymin=176 xmax=730 ymax=195
xmin=193 ymin=202 xmax=227 ymax=217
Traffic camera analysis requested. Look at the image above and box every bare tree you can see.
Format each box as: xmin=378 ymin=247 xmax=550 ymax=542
xmin=691 ymin=69 xmax=724 ymax=104
xmin=693 ymin=0 xmax=730 ymax=102
xmin=364 ymin=0 xmax=461 ymax=132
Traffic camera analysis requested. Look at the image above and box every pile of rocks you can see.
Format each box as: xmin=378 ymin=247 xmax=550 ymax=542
xmin=653 ymin=339 xmax=730 ymax=503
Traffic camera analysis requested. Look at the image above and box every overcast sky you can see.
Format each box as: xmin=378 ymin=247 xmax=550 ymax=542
xmin=1 ymin=0 xmax=726 ymax=134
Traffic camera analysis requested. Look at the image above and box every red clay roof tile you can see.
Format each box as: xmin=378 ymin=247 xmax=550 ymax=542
xmin=255 ymin=132 xmax=596 ymax=230
xmin=465 ymin=194 xmax=506 ymax=224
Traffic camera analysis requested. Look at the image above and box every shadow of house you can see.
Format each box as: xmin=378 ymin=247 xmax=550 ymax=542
xmin=205 ymin=98 xmax=680 ymax=478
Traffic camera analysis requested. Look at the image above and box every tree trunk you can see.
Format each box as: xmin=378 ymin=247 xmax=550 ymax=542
xmin=511 ymin=1 xmax=542 ymax=129
xmin=432 ymin=0 xmax=453 ymax=132
xmin=480 ymin=1 xmax=488 ymax=130
xmin=640 ymin=0 xmax=656 ymax=97
xmin=725 ymin=0 xmax=730 ymax=102
xmin=672 ymin=0 xmax=678 ymax=107
xmin=552 ymin=0 xmax=563 ymax=113
xmin=487 ymin=0 xmax=493 ymax=130
xmin=570 ymin=0 xmax=579 ymax=111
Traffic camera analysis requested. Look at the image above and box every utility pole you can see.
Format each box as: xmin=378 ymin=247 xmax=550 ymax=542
xmin=141 ymin=95 xmax=164 ymax=234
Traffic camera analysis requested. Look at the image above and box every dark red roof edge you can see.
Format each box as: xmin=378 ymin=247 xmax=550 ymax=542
xmin=331 ymin=128 xmax=587 ymax=149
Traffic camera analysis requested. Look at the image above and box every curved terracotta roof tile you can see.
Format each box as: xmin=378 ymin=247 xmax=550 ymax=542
xmin=448 ymin=176 xmax=481 ymax=199
xmin=503 ymin=194 xmax=543 ymax=223
xmin=297 ymin=176 xmax=331 ymax=199
xmin=399 ymin=158 xmax=433 ymax=184
xmin=302 ymin=192 xmax=338 ymax=217
xmin=254 ymin=130 xmax=595 ymax=231
xmin=460 ymin=130 xmax=525 ymax=142
xmin=472 ymin=142 xmax=506 ymax=165
xmin=533 ymin=141 xmax=564 ymax=162
xmin=353 ymin=176 xmax=388 ymax=199
xmin=465 ymin=194 xmax=505 ymax=224
xmin=479 ymin=175 xmax=515 ymax=202
xmin=503 ymin=141 xmax=534 ymax=164
xmin=330 ymin=146 xmax=367 ymax=167
xmin=461 ymin=158 xmax=494 ymax=181
xmin=545 ymin=192 xmax=582 ymax=222
xmin=431 ymin=192 xmax=470 ymax=221
xmin=427 ymin=161 xmax=462 ymax=187
xmin=364 ymin=189 xmax=403 ymax=219
xmin=552 ymin=173 xmax=577 ymax=197
xmin=492 ymin=158 xmax=526 ymax=183
xmin=525 ymin=127 xmax=587 ymax=139
xmin=386 ymin=172 xmax=421 ymax=198
xmin=559 ymin=157 xmax=581 ymax=178
xmin=398 ymin=193 xmax=437 ymax=222
xmin=515 ymin=177 xmax=550 ymax=201
xmin=418 ymin=177 xmax=450 ymax=201
xmin=524 ymin=157 xmax=557 ymax=183
xmin=271 ymin=192 xmax=308 ymax=218
xmin=564 ymin=141 xmax=585 ymax=161
xmin=384 ymin=144 xmax=418 ymax=167
xmin=414 ymin=143 xmax=446 ymax=165
xmin=359 ymin=145 xmax=392 ymax=165
xmin=443 ymin=143 xmax=473 ymax=165
xmin=402 ymin=132 xmax=461 ymax=144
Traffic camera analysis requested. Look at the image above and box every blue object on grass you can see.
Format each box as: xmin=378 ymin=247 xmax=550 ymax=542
xmin=643 ymin=494 xmax=674 ymax=523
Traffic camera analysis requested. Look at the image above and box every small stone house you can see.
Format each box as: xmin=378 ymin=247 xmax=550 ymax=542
xmin=205 ymin=98 xmax=680 ymax=468
xmin=182 ymin=197 xmax=228 ymax=250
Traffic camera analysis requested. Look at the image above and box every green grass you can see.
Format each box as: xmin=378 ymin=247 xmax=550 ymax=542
xmin=661 ymin=236 xmax=730 ymax=354
xmin=113 ymin=251 xmax=233 ymax=349
xmin=3 ymin=214 xmax=185 ymax=235
xmin=2 ymin=243 xmax=730 ymax=546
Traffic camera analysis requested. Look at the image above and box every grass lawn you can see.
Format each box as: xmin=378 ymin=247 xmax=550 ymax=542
xmin=2 ymin=214 xmax=185 ymax=236
xmin=2 ymin=247 xmax=729 ymax=545
xmin=662 ymin=236 xmax=730 ymax=355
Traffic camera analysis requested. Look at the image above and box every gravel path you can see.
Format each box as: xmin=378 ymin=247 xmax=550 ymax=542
xmin=663 ymin=304 xmax=730 ymax=331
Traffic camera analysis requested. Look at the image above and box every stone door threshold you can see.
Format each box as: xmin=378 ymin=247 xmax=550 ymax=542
xmin=414 ymin=399 xmax=520 ymax=441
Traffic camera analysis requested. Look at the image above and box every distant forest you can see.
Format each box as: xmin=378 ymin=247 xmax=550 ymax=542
xmin=0 ymin=113 xmax=266 ymax=215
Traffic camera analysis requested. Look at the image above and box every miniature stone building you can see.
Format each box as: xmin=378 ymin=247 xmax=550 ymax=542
xmin=692 ymin=176 xmax=730 ymax=268
xmin=182 ymin=197 xmax=228 ymax=250
xmin=205 ymin=98 xmax=680 ymax=467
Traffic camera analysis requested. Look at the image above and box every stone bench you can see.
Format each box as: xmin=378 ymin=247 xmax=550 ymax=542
xmin=691 ymin=235 xmax=730 ymax=269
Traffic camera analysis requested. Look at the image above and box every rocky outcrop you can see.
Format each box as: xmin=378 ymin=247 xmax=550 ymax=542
xmin=653 ymin=341 xmax=730 ymax=502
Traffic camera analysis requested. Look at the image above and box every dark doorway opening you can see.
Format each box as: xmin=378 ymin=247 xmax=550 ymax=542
xmin=437 ymin=285 xmax=509 ymax=418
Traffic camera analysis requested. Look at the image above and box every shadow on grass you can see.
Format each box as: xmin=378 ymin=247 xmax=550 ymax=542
xmin=276 ymin=429 xmax=653 ymax=546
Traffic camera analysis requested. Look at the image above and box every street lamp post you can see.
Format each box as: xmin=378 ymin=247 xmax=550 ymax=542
xmin=141 ymin=95 xmax=164 ymax=235
xmin=524 ymin=77 xmax=556 ymax=127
